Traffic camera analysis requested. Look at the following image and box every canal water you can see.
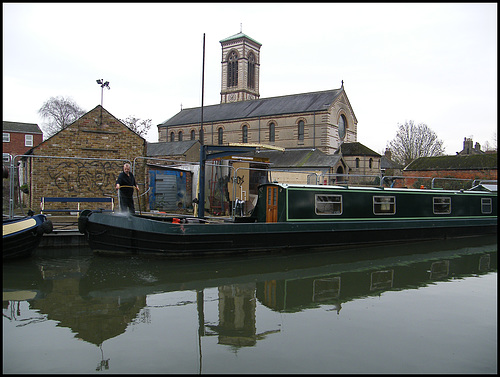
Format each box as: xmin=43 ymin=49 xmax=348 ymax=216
xmin=3 ymin=235 xmax=497 ymax=374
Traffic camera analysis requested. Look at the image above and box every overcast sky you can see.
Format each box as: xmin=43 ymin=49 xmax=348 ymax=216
xmin=3 ymin=3 xmax=497 ymax=154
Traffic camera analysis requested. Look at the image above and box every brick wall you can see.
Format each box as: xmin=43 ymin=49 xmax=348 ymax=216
xmin=3 ymin=131 xmax=43 ymax=157
xmin=402 ymin=169 xmax=497 ymax=189
xmin=25 ymin=106 xmax=147 ymax=211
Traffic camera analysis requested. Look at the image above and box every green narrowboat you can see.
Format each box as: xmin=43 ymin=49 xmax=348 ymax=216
xmin=78 ymin=183 xmax=497 ymax=256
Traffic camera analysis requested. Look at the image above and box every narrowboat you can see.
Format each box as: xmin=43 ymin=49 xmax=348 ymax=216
xmin=3 ymin=214 xmax=53 ymax=259
xmin=78 ymin=182 xmax=497 ymax=257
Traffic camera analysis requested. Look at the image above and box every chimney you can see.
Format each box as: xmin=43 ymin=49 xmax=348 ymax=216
xmin=384 ymin=148 xmax=392 ymax=160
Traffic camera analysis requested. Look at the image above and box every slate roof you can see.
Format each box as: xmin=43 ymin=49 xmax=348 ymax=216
xmin=250 ymin=148 xmax=343 ymax=168
xmin=334 ymin=142 xmax=380 ymax=157
xmin=3 ymin=121 xmax=43 ymax=134
xmin=159 ymin=89 xmax=343 ymax=127
xmin=147 ymin=140 xmax=200 ymax=157
xmin=404 ymin=154 xmax=498 ymax=171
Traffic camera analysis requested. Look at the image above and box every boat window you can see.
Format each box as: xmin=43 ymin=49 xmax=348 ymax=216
xmin=481 ymin=198 xmax=492 ymax=214
xmin=316 ymin=195 xmax=342 ymax=215
xmin=373 ymin=196 xmax=395 ymax=215
xmin=433 ymin=197 xmax=451 ymax=214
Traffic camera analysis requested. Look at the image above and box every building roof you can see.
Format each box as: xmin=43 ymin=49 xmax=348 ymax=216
xmin=380 ymin=155 xmax=403 ymax=170
xmin=3 ymin=121 xmax=43 ymax=134
xmin=334 ymin=142 xmax=380 ymax=157
xmin=251 ymin=148 xmax=343 ymax=169
xmin=404 ymin=153 xmax=498 ymax=171
xmin=159 ymin=88 xmax=343 ymax=127
xmin=147 ymin=140 xmax=200 ymax=157
xmin=219 ymin=32 xmax=262 ymax=46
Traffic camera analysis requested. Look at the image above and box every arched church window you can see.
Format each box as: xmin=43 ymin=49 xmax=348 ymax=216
xmin=338 ymin=114 xmax=347 ymax=139
xmin=269 ymin=122 xmax=275 ymax=142
xmin=355 ymin=158 xmax=360 ymax=168
xmin=242 ymin=125 xmax=248 ymax=143
xmin=178 ymin=131 xmax=183 ymax=141
xmin=369 ymin=158 xmax=373 ymax=169
xmin=247 ymin=53 xmax=256 ymax=89
xmin=298 ymin=120 xmax=305 ymax=141
xmin=227 ymin=51 xmax=238 ymax=88
xmin=218 ymin=127 xmax=224 ymax=145
xmin=170 ymin=132 xmax=175 ymax=142
xmin=191 ymin=130 xmax=196 ymax=140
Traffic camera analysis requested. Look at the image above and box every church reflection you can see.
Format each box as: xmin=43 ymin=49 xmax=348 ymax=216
xmin=2 ymin=235 xmax=497 ymax=370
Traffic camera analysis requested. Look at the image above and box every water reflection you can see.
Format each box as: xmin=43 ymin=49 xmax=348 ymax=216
xmin=3 ymin=235 xmax=497 ymax=372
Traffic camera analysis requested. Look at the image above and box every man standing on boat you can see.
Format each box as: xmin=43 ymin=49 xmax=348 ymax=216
xmin=115 ymin=163 xmax=139 ymax=214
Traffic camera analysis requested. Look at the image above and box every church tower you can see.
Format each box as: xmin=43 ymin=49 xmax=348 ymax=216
xmin=220 ymin=31 xmax=261 ymax=104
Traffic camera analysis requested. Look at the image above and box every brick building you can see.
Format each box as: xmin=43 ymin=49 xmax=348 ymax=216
xmin=22 ymin=105 xmax=146 ymax=211
xmin=402 ymin=153 xmax=497 ymax=189
xmin=3 ymin=121 xmax=44 ymax=161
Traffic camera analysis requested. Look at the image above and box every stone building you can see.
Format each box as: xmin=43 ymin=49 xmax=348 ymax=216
xmin=22 ymin=105 xmax=146 ymax=211
xmin=334 ymin=142 xmax=381 ymax=184
xmin=158 ymin=32 xmax=357 ymax=156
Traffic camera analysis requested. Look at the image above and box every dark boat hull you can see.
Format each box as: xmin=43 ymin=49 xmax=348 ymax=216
xmin=3 ymin=214 xmax=53 ymax=259
xmin=79 ymin=210 xmax=497 ymax=257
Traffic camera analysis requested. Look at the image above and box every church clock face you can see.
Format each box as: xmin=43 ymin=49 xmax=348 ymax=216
xmin=228 ymin=93 xmax=237 ymax=102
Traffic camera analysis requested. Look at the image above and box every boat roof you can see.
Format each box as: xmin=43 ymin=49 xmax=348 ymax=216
xmin=262 ymin=182 xmax=497 ymax=194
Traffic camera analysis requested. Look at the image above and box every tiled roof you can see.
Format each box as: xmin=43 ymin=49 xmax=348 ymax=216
xmin=404 ymin=154 xmax=498 ymax=171
xmin=3 ymin=121 xmax=42 ymax=134
xmin=147 ymin=140 xmax=199 ymax=157
xmin=159 ymin=89 xmax=343 ymax=127
xmin=251 ymin=148 xmax=342 ymax=168
xmin=334 ymin=142 xmax=380 ymax=157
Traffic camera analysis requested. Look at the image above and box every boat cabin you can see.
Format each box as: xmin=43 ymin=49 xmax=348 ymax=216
xmin=249 ymin=183 xmax=497 ymax=223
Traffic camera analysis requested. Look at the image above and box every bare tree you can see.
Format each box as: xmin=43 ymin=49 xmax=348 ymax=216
xmin=386 ymin=120 xmax=445 ymax=165
xmin=38 ymin=96 xmax=86 ymax=139
xmin=483 ymin=132 xmax=497 ymax=152
xmin=121 ymin=116 xmax=152 ymax=138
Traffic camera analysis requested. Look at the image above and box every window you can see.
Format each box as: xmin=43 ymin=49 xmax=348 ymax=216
xmin=298 ymin=120 xmax=305 ymax=141
xmin=338 ymin=114 xmax=347 ymax=139
xmin=316 ymin=195 xmax=342 ymax=215
xmin=247 ymin=52 xmax=256 ymax=89
xmin=3 ymin=133 xmax=10 ymax=143
xmin=218 ymin=127 xmax=224 ymax=145
xmin=481 ymin=198 xmax=492 ymax=214
xmin=178 ymin=131 xmax=183 ymax=141
xmin=170 ymin=132 xmax=175 ymax=142
xmin=373 ymin=196 xmax=396 ymax=215
xmin=433 ymin=197 xmax=451 ymax=214
xmin=227 ymin=50 xmax=238 ymax=88
xmin=3 ymin=153 xmax=10 ymax=163
xmin=190 ymin=130 xmax=196 ymax=140
xmin=369 ymin=158 xmax=373 ymax=169
xmin=355 ymin=158 xmax=360 ymax=168
xmin=242 ymin=125 xmax=248 ymax=143
xmin=269 ymin=122 xmax=275 ymax=142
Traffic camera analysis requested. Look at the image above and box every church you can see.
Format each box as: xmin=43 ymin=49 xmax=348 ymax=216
xmin=157 ymin=32 xmax=363 ymax=155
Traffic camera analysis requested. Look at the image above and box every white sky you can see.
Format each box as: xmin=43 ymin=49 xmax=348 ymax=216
xmin=3 ymin=3 xmax=497 ymax=154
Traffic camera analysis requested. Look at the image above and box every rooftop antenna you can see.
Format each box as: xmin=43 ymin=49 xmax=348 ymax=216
xmin=240 ymin=23 xmax=242 ymax=33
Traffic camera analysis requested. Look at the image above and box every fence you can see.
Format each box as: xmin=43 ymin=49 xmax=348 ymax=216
xmin=4 ymin=153 xmax=496 ymax=219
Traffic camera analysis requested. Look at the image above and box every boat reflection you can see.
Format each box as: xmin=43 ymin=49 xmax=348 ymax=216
xmin=3 ymin=235 xmax=497 ymax=367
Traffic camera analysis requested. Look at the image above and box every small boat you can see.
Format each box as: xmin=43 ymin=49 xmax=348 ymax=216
xmin=3 ymin=214 xmax=53 ymax=259
xmin=78 ymin=182 xmax=497 ymax=257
